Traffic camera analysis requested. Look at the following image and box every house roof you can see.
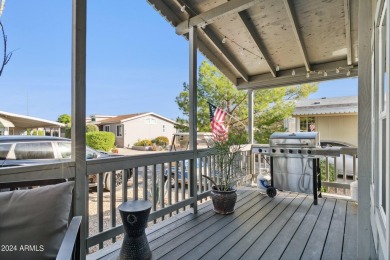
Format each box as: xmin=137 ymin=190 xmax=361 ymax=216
xmin=0 ymin=111 xmax=64 ymax=128
xmin=148 ymin=0 xmax=359 ymax=90
xmin=98 ymin=112 xmax=177 ymax=125
xmin=293 ymin=96 xmax=358 ymax=116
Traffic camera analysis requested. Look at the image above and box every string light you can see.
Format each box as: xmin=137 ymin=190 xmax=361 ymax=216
xmin=336 ymin=68 xmax=340 ymax=73
xmin=201 ymin=22 xmax=207 ymax=29
xmin=276 ymin=65 xmax=280 ymax=71
xmin=240 ymin=48 xmax=245 ymax=55
xmin=180 ymin=5 xmax=186 ymax=12
xmin=347 ymin=70 xmax=351 ymax=76
xmin=324 ymin=71 xmax=328 ymax=77
xmin=306 ymin=72 xmax=310 ymax=78
xmin=222 ymin=36 xmax=227 ymax=44
xmin=292 ymin=69 xmax=295 ymax=76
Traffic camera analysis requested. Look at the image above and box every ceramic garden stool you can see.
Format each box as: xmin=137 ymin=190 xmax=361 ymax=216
xmin=118 ymin=200 xmax=152 ymax=260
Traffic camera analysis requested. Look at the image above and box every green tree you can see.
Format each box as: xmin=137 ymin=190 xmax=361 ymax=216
xmin=57 ymin=114 xmax=71 ymax=124
xmin=57 ymin=114 xmax=71 ymax=138
xmin=175 ymin=60 xmax=318 ymax=143
xmin=86 ymin=124 xmax=99 ymax=133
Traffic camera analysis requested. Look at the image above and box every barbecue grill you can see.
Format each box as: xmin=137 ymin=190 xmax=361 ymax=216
xmin=253 ymin=132 xmax=341 ymax=205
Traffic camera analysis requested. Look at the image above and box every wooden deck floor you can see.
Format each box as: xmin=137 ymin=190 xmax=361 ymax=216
xmin=88 ymin=189 xmax=357 ymax=260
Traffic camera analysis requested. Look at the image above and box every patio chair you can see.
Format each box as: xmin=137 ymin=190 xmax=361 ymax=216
xmin=0 ymin=180 xmax=81 ymax=260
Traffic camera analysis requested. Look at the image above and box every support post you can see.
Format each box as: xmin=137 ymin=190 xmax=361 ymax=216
xmin=248 ymin=89 xmax=255 ymax=180
xmin=72 ymin=0 xmax=87 ymax=258
xmin=188 ymin=26 xmax=198 ymax=214
xmin=357 ymin=0 xmax=374 ymax=259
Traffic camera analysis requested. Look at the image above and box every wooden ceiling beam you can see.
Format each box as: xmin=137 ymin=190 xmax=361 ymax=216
xmin=196 ymin=37 xmax=238 ymax=85
xmin=237 ymin=59 xmax=356 ymax=90
xmin=176 ymin=0 xmax=261 ymax=35
xmin=283 ymin=0 xmax=311 ymax=72
xmin=344 ymin=0 xmax=352 ymax=65
xmin=180 ymin=0 xmax=248 ymax=82
xmin=202 ymin=28 xmax=249 ymax=82
xmin=238 ymin=10 xmax=276 ymax=77
xmin=148 ymin=0 xmax=181 ymax=26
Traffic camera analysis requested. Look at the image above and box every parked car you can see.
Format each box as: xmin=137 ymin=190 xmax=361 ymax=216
xmin=0 ymin=135 xmax=123 ymax=191
xmin=320 ymin=140 xmax=358 ymax=178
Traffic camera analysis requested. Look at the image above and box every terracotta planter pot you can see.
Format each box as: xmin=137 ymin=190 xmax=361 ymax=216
xmin=210 ymin=186 xmax=237 ymax=214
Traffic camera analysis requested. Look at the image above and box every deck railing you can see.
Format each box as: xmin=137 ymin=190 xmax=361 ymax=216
xmin=253 ymin=146 xmax=358 ymax=196
xmin=85 ymin=147 xmax=252 ymax=251
xmin=0 ymin=144 xmax=355 ymax=256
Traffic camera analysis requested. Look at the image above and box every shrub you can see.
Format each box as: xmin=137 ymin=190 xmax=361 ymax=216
xmin=134 ymin=139 xmax=152 ymax=146
xmin=86 ymin=131 xmax=115 ymax=152
xmin=86 ymin=124 xmax=99 ymax=133
xmin=320 ymin=159 xmax=336 ymax=192
xmin=32 ymin=129 xmax=45 ymax=136
xmin=152 ymin=136 xmax=169 ymax=146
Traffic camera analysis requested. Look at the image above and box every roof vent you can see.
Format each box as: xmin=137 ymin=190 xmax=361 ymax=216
xmin=321 ymin=97 xmax=326 ymax=99
xmin=313 ymin=101 xmax=321 ymax=105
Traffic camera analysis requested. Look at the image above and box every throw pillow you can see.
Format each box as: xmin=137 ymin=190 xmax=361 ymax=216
xmin=0 ymin=181 xmax=74 ymax=260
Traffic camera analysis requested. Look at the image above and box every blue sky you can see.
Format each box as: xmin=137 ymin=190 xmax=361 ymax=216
xmin=0 ymin=1 xmax=357 ymax=122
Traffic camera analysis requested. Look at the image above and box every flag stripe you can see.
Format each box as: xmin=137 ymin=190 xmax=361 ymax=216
xmin=208 ymin=102 xmax=228 ymax=141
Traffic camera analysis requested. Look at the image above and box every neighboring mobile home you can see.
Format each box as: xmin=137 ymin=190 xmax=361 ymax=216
xmin=289 ymin=96 xmax=358 ymax=146
xmin=97 ymin=112 xmax=177 ymax=148
xmin=0 ymin=110 xmax=64 ymax=136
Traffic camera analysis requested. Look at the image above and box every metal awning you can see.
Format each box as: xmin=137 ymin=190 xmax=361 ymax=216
xmin=147 ymin=0 xmax=359 ymax=90
xmin=0 ymin=117 xmax=15 ymax=128
xmin=0 ymin=111 xmax=64 ymax=128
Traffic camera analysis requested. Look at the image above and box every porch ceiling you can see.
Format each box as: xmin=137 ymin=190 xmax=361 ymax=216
xmin=147 ymin=0 xmax=359 ymax=90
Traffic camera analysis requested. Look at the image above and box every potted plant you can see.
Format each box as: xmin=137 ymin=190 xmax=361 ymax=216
xmin=111 ymin=145 xmax=119 ymax=153
xmin=203 ymin=132 xmax=246 ymax=214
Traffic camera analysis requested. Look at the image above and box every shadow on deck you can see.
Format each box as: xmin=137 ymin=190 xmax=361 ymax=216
xmin=88 ymin=189 xmax=357 ymax=260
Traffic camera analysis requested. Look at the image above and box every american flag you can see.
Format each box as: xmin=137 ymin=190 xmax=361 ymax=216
xmin=208 ymin=102 xmax=228 ymax=141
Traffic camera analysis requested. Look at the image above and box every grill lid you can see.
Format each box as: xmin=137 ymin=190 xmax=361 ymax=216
xmin=270 ymin=132 xmax=320 ymax=148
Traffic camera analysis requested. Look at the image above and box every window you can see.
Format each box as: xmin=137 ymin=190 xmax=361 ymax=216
xmin=116 ymin=125 xmax=123 ymax=137
xmin=103 ymin=125 xmax=110 ymax=132
xmin=299 ymin=117 xmax=315 ymax=132
xmin=162 ymin=125 xmax=166 ymax=132
xmin=14 ymin=142 xmax=55 ymax=160
xmin=144 ymin=117 xmax=157 ymax=124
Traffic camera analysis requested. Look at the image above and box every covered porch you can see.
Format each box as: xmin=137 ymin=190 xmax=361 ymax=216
xmin=0 ymin=0 xmax=385 ymax=259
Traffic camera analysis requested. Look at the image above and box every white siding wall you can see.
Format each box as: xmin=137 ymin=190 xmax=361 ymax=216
xmin=316 ymin=115 xmax=358 ymax=146
xmin=122 ymin=116 xmax=176 ymax=148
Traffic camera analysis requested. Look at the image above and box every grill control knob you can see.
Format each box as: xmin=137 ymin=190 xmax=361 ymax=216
xmin=298 ymin=150 xmax=302 ymax=154
xmin=280 ymin=149 xmax=284 ymax=153
xmin=289 ymin=149 xmax=293 ymax=154
xmin=307 ymin=150 xmax=312 ymax=154
xmin=258 ymin=148 xmax=263 ymax=153
xmin=272 ymin=149 xmax=276 ymax=153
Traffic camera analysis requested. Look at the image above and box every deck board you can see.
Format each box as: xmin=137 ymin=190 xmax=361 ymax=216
xmin=240 ymin=194 xmax=307 ymax=259
xmin=260 ymin=195 xmax=313 ymax=259
xmin=87 ymin=190 xmax=358 ymax=260
xmin=322 ymin=199 xmax=347 ymax=260
xmin=300 ymin=198 xmax=336 ymax=260
xmin=342 ymin=201 xmax=358 ymax=260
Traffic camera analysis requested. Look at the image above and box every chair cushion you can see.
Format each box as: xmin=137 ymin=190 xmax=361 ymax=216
xmin=0 ymin=181 xmax=74 ymax=260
